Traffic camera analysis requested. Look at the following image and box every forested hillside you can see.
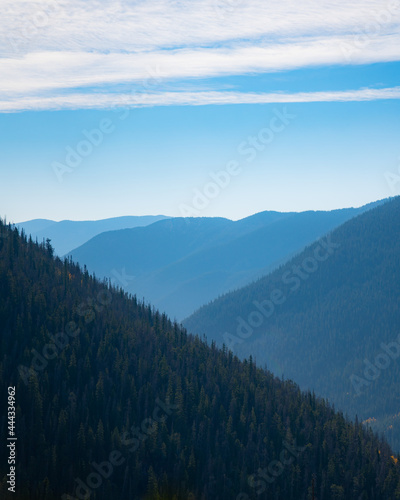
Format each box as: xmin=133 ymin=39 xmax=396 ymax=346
xmin=0 ymin=219 xmax=400 ymax=499
xmin=185 ymin=197 xmax=400 ymax=451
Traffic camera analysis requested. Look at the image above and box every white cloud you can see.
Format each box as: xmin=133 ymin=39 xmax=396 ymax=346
xmin=1 ymin=32 xmax=400 ymax=95
xmin=2 ymin=0 xmax=399 ymax=54
xmin=1 ymin=0 xmax=400 ymax=110
xmin=1 ymin=87 xmax=399 ymax=112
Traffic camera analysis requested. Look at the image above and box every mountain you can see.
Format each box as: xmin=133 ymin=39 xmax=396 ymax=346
xmin=67 ymin=203 xmax=382 ymax=320
xmin=14 ymin=218 xmax=57 ymax=235
xmin=184 ymin=197 xmax=400 ymax=451
xmin=15 ymin=215 xmax=169 ymax=256
xmin=1 ymin=219 xmax=400 ymax=499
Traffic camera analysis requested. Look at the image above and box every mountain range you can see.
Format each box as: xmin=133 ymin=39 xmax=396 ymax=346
xmin=15 ymin=215 xmax=169 ymax=256
xmin=66 ymin=202 xmax=382 ymax=320
xmin=184 ymin=196 xmax=400 ymax=451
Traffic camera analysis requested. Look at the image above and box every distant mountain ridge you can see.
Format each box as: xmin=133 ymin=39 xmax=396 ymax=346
xmin=184 ymin=196 xmax=400 ymax=450
xmin=67 ymin=200 xmax=385 ymax=320
xmin=15 ymin=215 xmax=169 ymax=256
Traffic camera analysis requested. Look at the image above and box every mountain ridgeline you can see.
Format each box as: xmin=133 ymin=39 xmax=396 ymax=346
xmin=184 ymin=196 xmax=400 ymax=451
xmin=66 ymin=203 xmax=381 ymax=320
xmin=15 ymin=215 xmax=169 ymax=257
xmin=1 ymin=220 xmax=400 ymax=498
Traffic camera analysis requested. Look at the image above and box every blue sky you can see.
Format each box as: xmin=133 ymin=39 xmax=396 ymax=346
xmin=1 ymin=0 xmax=399 ymax=222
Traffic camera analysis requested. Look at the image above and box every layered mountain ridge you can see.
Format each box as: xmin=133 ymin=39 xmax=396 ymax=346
xmin=184 ymin=196 xmax=400 ymax=451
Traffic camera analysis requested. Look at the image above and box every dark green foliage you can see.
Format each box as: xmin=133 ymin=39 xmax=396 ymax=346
xmin=184 ymin=196 xmax=400 ymax=452
xmin=0 ymin=220 xmax=399 ymax=499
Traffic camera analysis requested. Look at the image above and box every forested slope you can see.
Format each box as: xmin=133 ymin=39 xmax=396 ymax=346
xmin=0 ymin=220 xmax=399 ymax=499
xmin=185 ymin=197 xmax=400 ymax=451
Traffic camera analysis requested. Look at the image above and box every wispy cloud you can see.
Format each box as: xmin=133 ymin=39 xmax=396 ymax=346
xmin=1 ymin=0 xmax=400 ymax=111
xmin=2 ymin=87 xmax=399 ymax=112
xmin=2 ymin=0 xmax=399 ymax=54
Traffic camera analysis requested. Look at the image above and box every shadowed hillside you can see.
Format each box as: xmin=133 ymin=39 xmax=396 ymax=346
xmin=1 ymin=220 xmax=399 ymax=499
xmin=184 ymin=197 xmax=400 ymax=451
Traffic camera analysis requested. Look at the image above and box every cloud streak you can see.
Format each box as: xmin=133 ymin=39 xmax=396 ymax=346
xmin=2 ymin=0 xmax=400 ymax=54
xmin=1 ymin=0 xmax=400 ymax=110
xmin=2 ymin=31 xmax=400 ymax=94
xmin=2 ymin=87 xmax=399 ymax=113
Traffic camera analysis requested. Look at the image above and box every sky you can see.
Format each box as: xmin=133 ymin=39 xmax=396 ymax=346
xmin=0 ymin=0 xmax=400 ymax=222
